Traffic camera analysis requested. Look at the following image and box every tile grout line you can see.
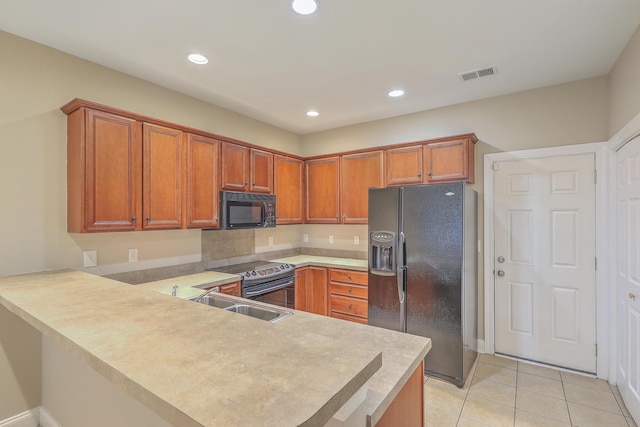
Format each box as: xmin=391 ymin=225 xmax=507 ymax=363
xmin=560 ymin=371 xmax=574 ymax=427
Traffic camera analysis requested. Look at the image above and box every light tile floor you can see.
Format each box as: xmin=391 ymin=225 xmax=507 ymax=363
xmin=424 ymin=353 xmax=638 ymax=427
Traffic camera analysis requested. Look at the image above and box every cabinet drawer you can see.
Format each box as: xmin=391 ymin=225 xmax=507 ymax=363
xmin=329 ymin=282 xmax=368 ymax=299
xmin=329 ymin=269 xmax=368 ymax=286
xmin=331 ymin=311 xmax=368 ymax=324
xmin=329 ymin=295 xmax=368 ymax=318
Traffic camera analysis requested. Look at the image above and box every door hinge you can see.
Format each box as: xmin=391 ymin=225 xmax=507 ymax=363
xmin=493 ymin=162 xmax=500 ymax=171
xmin=594 ymin=169 xmax=597 ymax=184
xmin=595 ymin=257 xmax=598 ymax=271
xmin=595 ymin=344 xmax=598 ymax=357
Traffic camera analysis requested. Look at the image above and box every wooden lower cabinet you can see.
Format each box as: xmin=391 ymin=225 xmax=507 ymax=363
xmin=375 ymin=361 xmax=424 ymax=427
xmin=219 ymin=281 xmax=241 ymax=297
xmin=294 ymin=266 xmax=328 ymax=316
xmin=328 ymin=268 xmax=368 ymax=323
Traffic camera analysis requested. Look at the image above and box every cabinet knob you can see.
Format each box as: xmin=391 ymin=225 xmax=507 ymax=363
xmin=427 ymin=172 xmax=432 ymax=176
xmin=244 ymin=182 xmax=249 ymax=185
xmin=417 ymin=173 xmax=422 ymax=177
xmin=146 ymin=216 xmax=151 ymax=221
xmin=131 ymin=216 xmax=137 ymax=222
xmin=347 ymin=288 xmax=352 ymax=293
xmin=347 ymin=275 xmax=352 ymax=279
xmin=348 ymin=304 xmax=352 ymax=309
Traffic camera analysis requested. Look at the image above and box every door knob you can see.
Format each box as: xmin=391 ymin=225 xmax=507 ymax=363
xmin=630 ymin=293 xmax=637 ymax=301
xmin=497 ymin=270 xmax=505 ymax=277
xmin=497 ymin=256 xmax=505 ymax=263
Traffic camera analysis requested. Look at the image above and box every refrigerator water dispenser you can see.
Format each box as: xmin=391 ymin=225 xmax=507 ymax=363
xmin=369 ymin=231 xmax=396 ymax=275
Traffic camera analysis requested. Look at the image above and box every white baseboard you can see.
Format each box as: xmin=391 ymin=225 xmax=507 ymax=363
xmin=0 ymin=408 xmax=39 ymax=427
xmin=0 ymin=407 xmax=61 ymax=427
xmin=39 ymin=407 xmax=61 ymax=427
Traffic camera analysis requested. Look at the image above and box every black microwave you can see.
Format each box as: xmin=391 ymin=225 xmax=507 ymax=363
xmin=220 ymin=191 xmax=276 ymax=230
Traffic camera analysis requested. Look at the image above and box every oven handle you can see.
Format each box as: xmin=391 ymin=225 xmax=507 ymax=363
xmin=243 ymin=277 xmax=295 ymax=298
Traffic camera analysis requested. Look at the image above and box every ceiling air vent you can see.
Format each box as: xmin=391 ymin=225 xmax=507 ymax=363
xmin=458 ymin=65 xmax=498 ymax=81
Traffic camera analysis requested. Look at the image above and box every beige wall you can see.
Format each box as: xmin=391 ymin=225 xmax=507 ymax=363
xmin=0 ymin=30 xmax=300 ymax=279
xmin=0 ymin=306 xmax=41 ymax=420
xmin=300 ymin=77 xmax=610 ymax=341
xmin=609 ymin=25 xmax=640 ymax=137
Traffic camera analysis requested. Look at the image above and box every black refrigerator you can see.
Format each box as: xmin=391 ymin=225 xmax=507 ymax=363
xmin=368 ymin=182 xmax=477 ymax=387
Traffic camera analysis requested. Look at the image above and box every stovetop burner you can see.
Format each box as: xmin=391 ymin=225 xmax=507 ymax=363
xmin=206 ymin=261 xmax=295 ymax=284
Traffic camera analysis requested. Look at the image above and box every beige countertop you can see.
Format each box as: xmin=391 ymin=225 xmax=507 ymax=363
xmin=136 ymin=271 xmax=241 ymax=298
xmin=271 ymin=255 xmax=368 ymax=271
xmin=0 ymin=269 xmax=429 ymax=427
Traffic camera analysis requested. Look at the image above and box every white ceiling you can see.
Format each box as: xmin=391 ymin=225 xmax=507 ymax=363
xmin=1 ymin=1 xmax=639 ymax=134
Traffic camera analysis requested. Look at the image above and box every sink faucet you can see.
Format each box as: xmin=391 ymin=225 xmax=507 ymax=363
xmin=193 ymin=287 xmax=220 ymax=303
xmin=171 ymin=285 xmax=178 ymax=297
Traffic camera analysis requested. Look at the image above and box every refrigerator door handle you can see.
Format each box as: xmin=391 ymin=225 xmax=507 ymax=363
xmin=397 ymin=231 xmax=406 ymax=304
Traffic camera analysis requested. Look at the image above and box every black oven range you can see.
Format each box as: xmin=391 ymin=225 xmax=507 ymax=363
xmin=207 ymin=261 xmax=295 ymax=309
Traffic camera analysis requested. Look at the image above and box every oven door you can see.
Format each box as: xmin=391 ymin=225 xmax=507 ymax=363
xmin=243 ymin=276 xmax=295 ymax=310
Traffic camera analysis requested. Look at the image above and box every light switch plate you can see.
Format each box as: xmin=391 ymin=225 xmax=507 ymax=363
xmin=354 ymin=236 xmax=360 ymax=245
xmin=83 ymin=251 xmax=97 ymax=268
xmin=268 ymin=236 xmax=274 ymax=246
xmin=128 ymin=248 xmax=138 ymax=263
xmin=303 ymin=234 xmax=309 ymax=242
xmin=329 ymin=235 xmax=334 ymax=244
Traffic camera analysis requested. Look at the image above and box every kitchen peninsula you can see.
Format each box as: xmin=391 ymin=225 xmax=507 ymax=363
xmin=0 ymin=269 xmax=430 ymax=427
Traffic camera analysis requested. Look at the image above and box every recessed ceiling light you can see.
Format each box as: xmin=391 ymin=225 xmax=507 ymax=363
xmin=187 ymin=53 xmax=209 ymax=65
xmin=306 ymin=111 xmax=319 ymax=117
xmin=388 ymin=89 xmax=405 ymax=98
xmin=292 ymin=0 xmax=318 ymax=15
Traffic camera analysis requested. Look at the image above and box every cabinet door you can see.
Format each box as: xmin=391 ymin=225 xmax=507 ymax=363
xmin=142 ymin=123 xmax=185 ymax=230
xmin=250 ymin=148 xmax=273 ymax=193
xmin=221 ymin=142 xmax=250 ymax=191
xmin=305 ymin=157 xmax=340 ymax=223
xmin=385 ymin=145 xmax=423 ymax=186
xmin=70 ymin=109 xmax=142 ymax=232
xmin=294 ymin=267 xmax=309 ymax=311
xmin=186 ymin=134 xmax=220 ymax=229
xmin=274 ymin=155 xmax=304 ymax=224
xmin=341 ymin=151 xmax=383 ymax=223
xmin=219 ymin=281 xmax=241 ymax=297
xmin=424 ymin=138 xmax=474 ymax=183
xmin=307 ymin=266 xmax=328 ymax=316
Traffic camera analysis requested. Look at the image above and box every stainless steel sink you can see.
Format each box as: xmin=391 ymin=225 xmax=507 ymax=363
xmin=196 ymin=295 xmax=236 ymax=309
xmin=188 ymin=294 xmax=292 ymax=323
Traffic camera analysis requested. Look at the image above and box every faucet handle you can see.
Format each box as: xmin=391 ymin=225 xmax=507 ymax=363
xmin=171 ymin=285 xmax=178 ymax=297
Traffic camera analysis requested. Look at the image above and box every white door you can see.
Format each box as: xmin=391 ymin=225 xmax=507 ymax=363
xmin=616 ymin=136 xmax=640 ymax=421
xmin=493 ymin=154 xmax=596 ymax=372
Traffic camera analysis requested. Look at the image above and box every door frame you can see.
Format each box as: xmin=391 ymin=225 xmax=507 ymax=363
xmin=483 ymin=142 xmax=609 ymax=378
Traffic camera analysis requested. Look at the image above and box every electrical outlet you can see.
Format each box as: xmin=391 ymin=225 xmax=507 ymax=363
xmin=354 ymin=235 xmax=360 ymax=245
xmin=303 ymin=234 xmax=309 ymax=242
xmin=329 ymin=235 xmax=334 ymax=244
xmin=268 ymin=236 xmax=274 ymax=246
xmin=128 ymin=248 xmax=138 ymax=263
xmin=83 ymin=251 xmax=97 ymax=268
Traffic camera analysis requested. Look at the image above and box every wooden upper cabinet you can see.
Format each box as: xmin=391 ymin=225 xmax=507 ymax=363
xmin=274 ymin=155 xmax=304 ymax=224
xmin=385 ymin=145 xmax=424 ymax=186
xmin=186 ymin=134 xmax=220 ymax=229
xmin=424 ymin=137 xmax=475 ymax=183
xmin=250 ymin=148 xmax=273 ymax=193
xmin=221 ymin=142 xmax=250 ymax=192
xmin=305 ymin=157 xmax=340 ymax=224
xmin=142 ymin=123 xmax=185 ymax=230
xmin=341 ymin=151 xmax=383 ymax=224
xmin=67 ymin=108 xmax=142 ymax=232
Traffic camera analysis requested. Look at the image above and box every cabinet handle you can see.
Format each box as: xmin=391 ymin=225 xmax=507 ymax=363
xmin=348 ymin=304 xmax=352 ymax=309
xmin=131 ymin=216 xmax=137 ymax=222
xmin=146 ymin=216 xmax=151 ymax=221
xmin=631 ymin=293 xmax=637 ymax=301
xmin=347 ymin=288 xmax=352 ymax=293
